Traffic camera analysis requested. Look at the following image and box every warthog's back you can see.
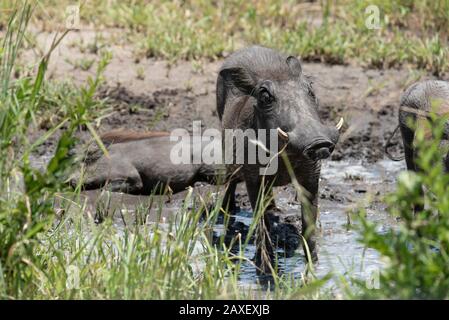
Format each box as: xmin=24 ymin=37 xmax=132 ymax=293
xmin=400 ymin=80 xmax=449 ymax=139
xmin=401 ymin=80 xmax=449 ymax=111
xmin=84 ymin=130 xmax=170 ymax=164
xmin=100 ymin=129 xmax=170 ymax=145
xmin=77 ymin=131 xmax=227 ymax=194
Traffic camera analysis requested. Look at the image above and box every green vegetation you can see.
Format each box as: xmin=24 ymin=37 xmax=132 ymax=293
xmin=356 ymin=113 xmax=449 ymax=299
xmin=65 ymin=57 xmax=95 ymax=71
xmin=3 ymin=0 xmax=448 ymax=73
xmin=0 ymin=4 xmax=119 ymax=298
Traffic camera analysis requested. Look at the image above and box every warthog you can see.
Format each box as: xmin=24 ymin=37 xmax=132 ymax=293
xmin=71 ymin=130 xmax=236 ymax=209
xmin=398 ymin=80 xmax=449 ymax=171
xmin=387 ymin=80 xmax=449 ymax=212
xmin=216 ymin=45 xmax=341 ymax=270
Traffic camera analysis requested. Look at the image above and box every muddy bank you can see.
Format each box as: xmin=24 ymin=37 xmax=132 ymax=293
xmin=24 ymin=30 xmax=449 ymax=163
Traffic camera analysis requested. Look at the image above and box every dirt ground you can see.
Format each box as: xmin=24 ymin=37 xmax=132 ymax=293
xmin=25 ymin=30 xmax=448 ymax=162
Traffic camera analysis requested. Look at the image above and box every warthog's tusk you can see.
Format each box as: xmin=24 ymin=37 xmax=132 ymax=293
xmin=277 ymin=127 xmax=289 ymax=140
xmin=336 ymin=117 xmax=344 ymax=130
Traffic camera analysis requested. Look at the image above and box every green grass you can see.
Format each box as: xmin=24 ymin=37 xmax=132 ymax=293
xmin=3 ymin=0 xmax=448 ymax=74
xmin=18 ymin=187 xmax=334 ymax=300
xmin=65 ymin=57 xmax=95 ymax=71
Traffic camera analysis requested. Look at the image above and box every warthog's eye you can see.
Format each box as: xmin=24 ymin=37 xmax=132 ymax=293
xmin=259 ymin=87 xmax=274 ymax=105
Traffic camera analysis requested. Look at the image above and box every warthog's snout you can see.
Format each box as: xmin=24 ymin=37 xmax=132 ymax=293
xmin=281 ymin=117 xmax=343 ymax=160
xmin=303 ymin=139 xmax=335 ymax=160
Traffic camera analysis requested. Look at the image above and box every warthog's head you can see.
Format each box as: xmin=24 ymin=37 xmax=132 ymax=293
xmin=220 ymin=55 xmax=341 ymax=161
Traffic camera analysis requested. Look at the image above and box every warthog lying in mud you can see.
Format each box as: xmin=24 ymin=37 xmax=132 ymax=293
xmin=71 ymin=130 xmax=237 ymax=210
xmin=216 ymin=45 xmax=341 ymax=270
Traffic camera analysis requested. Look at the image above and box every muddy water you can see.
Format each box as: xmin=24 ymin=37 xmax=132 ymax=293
xmin=211 ymin=160 xmax=404 ymax=289
xmin=61 ymin=159 xmax=404 ymax=291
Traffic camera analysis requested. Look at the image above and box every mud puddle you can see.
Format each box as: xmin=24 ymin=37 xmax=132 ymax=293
xmin=69 ymin=159 xmax=404 ymax=292
xmin=211 ymin=160 xmax=403 ymax=290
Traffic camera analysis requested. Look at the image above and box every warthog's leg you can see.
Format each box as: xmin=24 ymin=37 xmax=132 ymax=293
xmin=243 ymin=170 xmax=276 ymax=275
xmin=400 ymin=124 xmax=417 ymax=172
xmin=200 ymin=166 xmax=239 ymax=224
xmin=83 ymin=158 xmax=144 ymax=194
xmin=211 ymin=179 xmax=238 ymax=228
xmin=295 ymin=160 xmax=320 ymax=263
xmin=105 ymin=178 xmax=143 ymax=194
xmin=400 ymin=122 xmax=424 ymax=213
xmin=222 ymin=179 xmax=238 ymax=214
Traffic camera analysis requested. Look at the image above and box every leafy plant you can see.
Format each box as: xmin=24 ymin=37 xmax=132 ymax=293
xmin=356 ymin=111 xmax=449 ymax=299
xmin=0 ymin=2 xmax=109 ymax=298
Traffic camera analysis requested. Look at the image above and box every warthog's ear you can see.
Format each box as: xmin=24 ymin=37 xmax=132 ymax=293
xmin=219 ymin=67 xmax=256 ymax=96
xmin=286 ymin=56 xmax=302 ymax=78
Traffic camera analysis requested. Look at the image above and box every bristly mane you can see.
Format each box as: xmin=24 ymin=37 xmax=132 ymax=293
xmin=83 ymin=130 xmax=170 ymax=164
xmin=100 ymin=129 xmax=170 ymax=145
